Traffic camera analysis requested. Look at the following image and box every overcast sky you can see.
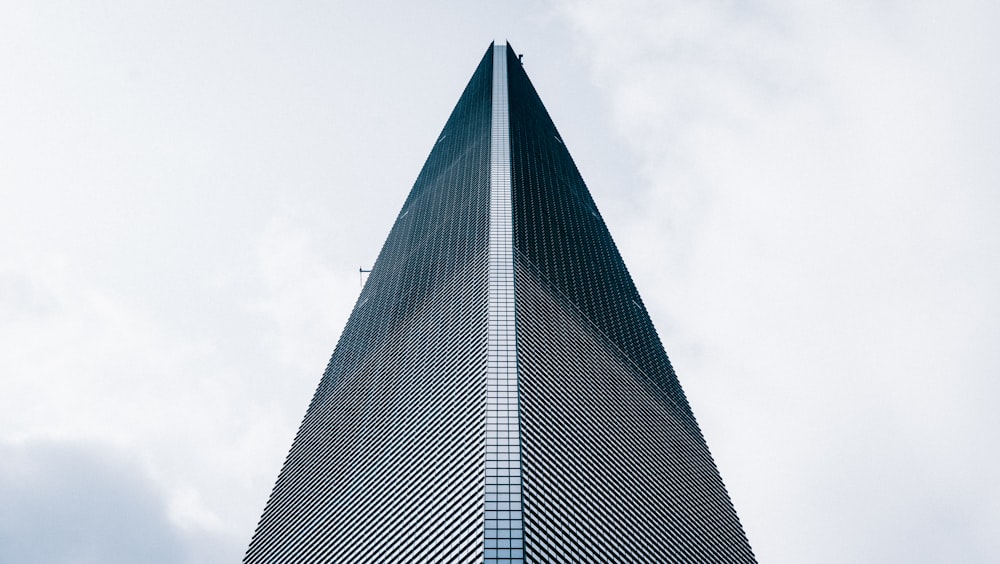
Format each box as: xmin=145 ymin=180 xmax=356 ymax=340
xmin=2 ymin=1 xmax=999 ymax=562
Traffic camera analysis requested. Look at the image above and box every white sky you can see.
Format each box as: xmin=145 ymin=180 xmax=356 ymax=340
xmin=2 ymin=1 xmax=998 ymax=562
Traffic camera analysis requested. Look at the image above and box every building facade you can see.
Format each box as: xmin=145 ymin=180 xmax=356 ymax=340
xmin=245 ymin=42 xmax=754 ymax=563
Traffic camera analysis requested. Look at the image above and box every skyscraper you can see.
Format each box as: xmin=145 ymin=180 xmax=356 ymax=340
xmin=246 ymin=42 xmax=754 ymax=563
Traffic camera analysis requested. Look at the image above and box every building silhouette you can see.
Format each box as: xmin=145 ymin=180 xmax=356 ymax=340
xmin=245 ymin=42 xmax=754 ymax=563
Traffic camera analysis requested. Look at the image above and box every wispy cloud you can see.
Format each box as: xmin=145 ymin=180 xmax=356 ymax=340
xmin=0 ymin=439 xmax=228 ymax=563
xmin=560 ymin=1 xmax=1000 ymax=561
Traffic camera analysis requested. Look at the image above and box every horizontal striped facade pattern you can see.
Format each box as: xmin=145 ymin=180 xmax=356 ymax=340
xmin=516 ymin=261 xmax=754 ymax=562
xmin=247 ymin=259 xmax=489 ymax=562
xmin=245 ymin=47 xmax=493 ymax=563
xmin=505 ymin=47 xmax=694 ymax=424
xmin=246 ymin=42 xmax=754 ymax=562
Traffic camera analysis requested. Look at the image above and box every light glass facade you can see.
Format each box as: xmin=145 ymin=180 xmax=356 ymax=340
xmin=486 ymin=43 xmax=525 ymax=564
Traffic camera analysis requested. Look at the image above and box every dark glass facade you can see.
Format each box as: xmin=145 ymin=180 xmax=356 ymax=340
xmin=246 ymin=43 xmax=754 ymax=563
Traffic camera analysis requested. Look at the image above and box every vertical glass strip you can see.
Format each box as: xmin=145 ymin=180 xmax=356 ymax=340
xmin=485 ymin=42 xmax=524 ymax=564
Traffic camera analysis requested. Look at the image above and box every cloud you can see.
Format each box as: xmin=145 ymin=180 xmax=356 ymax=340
xmin=0 ymin=439 xmax=230 ymax=564
xmin=252 ymin=211 xmax=358 ymax=377
xmin=0 ymin=225 xmax=304 ymax=561
xmin=0 ymin=200 xmax=362 ymax=561
xmin=559 ymin=1 xmax=1000 ymax=562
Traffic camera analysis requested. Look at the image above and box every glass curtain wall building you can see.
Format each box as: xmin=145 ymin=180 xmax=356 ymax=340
xmin=245 ymin=42 xmax=755 ymax=563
